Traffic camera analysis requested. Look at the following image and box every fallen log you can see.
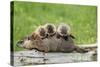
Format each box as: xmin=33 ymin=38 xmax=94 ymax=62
xmin=13 ymin=44 xmax=97 ymax=66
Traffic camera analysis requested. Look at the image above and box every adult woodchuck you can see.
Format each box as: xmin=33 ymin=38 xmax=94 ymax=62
xmin=16 ymin=32 xmax=88 ymax=53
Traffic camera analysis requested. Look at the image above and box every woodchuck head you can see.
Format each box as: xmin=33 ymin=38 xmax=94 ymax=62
xmin=57 ymin=23 xmax=75 ymax=40
xmin=35 ymin=26 xmax=47 ymax=39
xmin=44 ymin=23 xmax=56 ymax=37
xmin=57 ymin=24 xmax=70 ymax=36
xmin=16 ymin=32 xmax=49 ymax=52
xmin=16 ymin=32 xmax=43 ymax=50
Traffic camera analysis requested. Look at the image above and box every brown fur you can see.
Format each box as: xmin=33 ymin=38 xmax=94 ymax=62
xmin=44 ymin=23 xmax=56 ymax=38
xmin=57 ymin=24 xmax=75 ymax=40
xmin=16 ymin=24 xmax=88 ymax=53
xmin=31 ymin=32 xmax=42 ymax=40
xmin=35 ymin=26 xmax=47 ymax=39
xmin=17 ymin=33 xmax=88 ymax=53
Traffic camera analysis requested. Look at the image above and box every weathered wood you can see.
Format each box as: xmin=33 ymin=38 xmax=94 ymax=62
xmin=13 ymin=44 xmax=97 ymax=66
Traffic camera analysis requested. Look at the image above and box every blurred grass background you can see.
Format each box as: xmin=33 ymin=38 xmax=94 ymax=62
xmin=12 ymin=1 xmax=97 ymax=51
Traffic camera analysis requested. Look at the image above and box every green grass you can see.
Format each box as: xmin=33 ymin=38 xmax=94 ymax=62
xmin=12 ymin=1 xmax=97 ymax=51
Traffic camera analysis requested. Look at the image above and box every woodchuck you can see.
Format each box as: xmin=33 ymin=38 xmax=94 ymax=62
xmin=44 ymin=23 xmax=56 ymax=38
xmin=35 ymin=26 xmax=47 ymax=39
xmin=56 ymin=24 xmax=75 ymax=40
xmin=16 ymin=32 xmax=88 ymax=53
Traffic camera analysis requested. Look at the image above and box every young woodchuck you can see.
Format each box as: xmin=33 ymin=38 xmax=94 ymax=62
xmin=56 ymin=24 xmax=75 ymax=40
xmin=35 ymin=26 xmax=47 ymax=39
xmin=44 ymin=23 xmax=56 ymax=38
